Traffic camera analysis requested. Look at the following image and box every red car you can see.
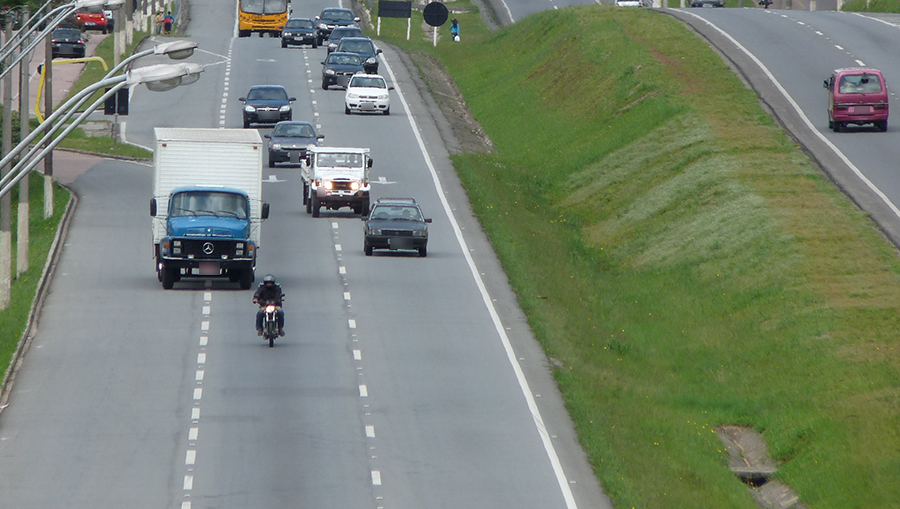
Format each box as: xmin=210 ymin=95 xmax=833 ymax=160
xmin=75 ymin=8 xmax=108 ymax=34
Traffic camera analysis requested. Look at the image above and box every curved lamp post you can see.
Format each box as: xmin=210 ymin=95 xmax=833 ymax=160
xmin=0 ymin=61 xmax=203 ymax=198
xmin=0 ymin=0 xmax=124 ymax=82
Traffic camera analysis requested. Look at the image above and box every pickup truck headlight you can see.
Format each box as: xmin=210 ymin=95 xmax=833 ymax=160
xmin=323 ymin=180 xmax=333 ymax=190
xmin=350 ymin=181 xmax=360 ymax=191
xmin=365 ymin=57 xmax=377 ymax=65
xmin=272 ymin=143 xmax=282 ymax=150
xmin=244 ymin=105 xmax=256 ymax=113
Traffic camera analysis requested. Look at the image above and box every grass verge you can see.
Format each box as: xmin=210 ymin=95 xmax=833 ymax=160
xmin=842 ymin=0 xmax=900 ymax=12
xmin=0 ymin=173 xmax=70 ymax=381
xmin=378 ymin=5 xmax=900 ymax=509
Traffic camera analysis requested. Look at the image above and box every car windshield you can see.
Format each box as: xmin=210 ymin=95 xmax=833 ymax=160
xmin=371 ymin=205 xmax=422 ymax=221
xmin=315 ymin=153 xmax=364 ymax=168
xmin=839 ymin=74 xmax=883 ymax=94
xmin=328 ymin=54 xmax=361 ymax=66
xmin=247 ymin=87 xmax=288 ymax=101
xmin=273 ymin=123 xmax=315 ymax=137
xmin=323 ymin=9 xmax=354 ymax=21
xmin=349 ymin=77 xmax=386 ymax=89
xmin=339 ymin=40 xmax=374 ymax=53
xmin=53 ymin=28 xmax=81 ymax=38
xmin=170 ymin=191 xmax=249 ymax=219
xmin=332 ymin=28 xmax=361 ymax=38
xmin=285 ymin=19 xmax=314 ymax=29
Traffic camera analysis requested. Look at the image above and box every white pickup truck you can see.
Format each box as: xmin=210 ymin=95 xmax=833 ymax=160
xmin=302 ymin=146 xmax=372 ymax=217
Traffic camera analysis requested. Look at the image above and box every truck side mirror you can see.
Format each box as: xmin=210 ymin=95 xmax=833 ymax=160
xmin=367 ymin=158 xmax=373 ymax=168
xmin=262 ymin=202 xmax=270 ymax=220
xmin=150 ymin=198 xmax=157 ymax=217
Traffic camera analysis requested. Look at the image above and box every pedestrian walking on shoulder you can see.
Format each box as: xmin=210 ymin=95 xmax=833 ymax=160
xmin=163 ymin=11 xmax=174 ymax=34
xmin=155 ymin=11 xmax=164 ymax=34
xmin=450 ymin=18 xmax=459 ymax=42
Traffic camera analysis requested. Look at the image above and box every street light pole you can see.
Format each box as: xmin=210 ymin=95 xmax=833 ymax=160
xmin=1 ymin=12 xmax=12 ymax=308
xmin=43 ymin=12 xmax=53 ymax=219
xmin=17 ymin=8 xmax=29 ymax=276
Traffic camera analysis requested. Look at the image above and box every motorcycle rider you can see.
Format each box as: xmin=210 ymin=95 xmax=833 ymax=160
xmin=253 ymin=274 xmax=285 ymax=337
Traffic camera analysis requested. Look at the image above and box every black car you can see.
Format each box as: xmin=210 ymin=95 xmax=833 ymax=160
xmin=326 ymin=26 xmax=364 ymax=54
xmin=282 ymin=17 xmax=317 ymax=48
xmin=363 ymin=198 xmax=431 ymax=257
xmin=334 ymin=37 xmax=381 ymax=74
xmin=321 ymin=51 xmax=364 ymax=90
xmin=264 ymin=121 xmax=324 ymax=167
xmin=315 ymin=8 xmax=359 ymax=46
xmin=51 ymin=28 xmax=86 ymax=58
xmin=239 ymin=85 xmax=296 ymax=128
xmin=690 ymin=0 xmax=724 ymax=6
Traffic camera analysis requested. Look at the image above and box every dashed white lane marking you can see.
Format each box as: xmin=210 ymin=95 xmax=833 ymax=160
xmin=343 ymin=292 xmax=351 ymax=301
xmin=189 ymin=427 xmax=199 ymax=441
xmin=195 ymin=370 xmax=204 ymax=381
xmin=348 ymin=319 xmax=356 ymax=328
xmin=359 ymin=385 xmax=368 ymax=397
xmin=855 ymin=59 xmax=866 ymax=66
xmin=197 ymin=353 xmax=206 ymax=364
xmin=835 ymin=44 xmax=844 ymax=50
xmin=191 ymin=408 xmax=200 ymax=421
xmin=181 ymin=502 xmax=191 ymax=509
xmin=193 ymin=388 xmax=203 ymax=401
xmin=202 ymin=306 xmax=210 ymax=315
xmin=332 ymin=222 xmax=339 ymax=228
xmin=366 ymin=425 xmax=375 ymax=438
xmin=201 ymin=321 xmax=209 ymax=331
xmin=371 ymin=470 xmax=382 ymax=486
xmin=339 ymin=266 xmax=347 ymax=275
xmin=353 ymin=349 xmax=362 ymax=361
xmin=186 ymin=450 xmax=196 ymax=465
xmin=184 ymin=475 xmax=194 ymax=490
xmin=335 ymin=244 xmax=342 ymax=252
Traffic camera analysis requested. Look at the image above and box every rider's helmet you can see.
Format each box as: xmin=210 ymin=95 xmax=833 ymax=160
xmin=263 ymin=274 xmax=276 ymax=285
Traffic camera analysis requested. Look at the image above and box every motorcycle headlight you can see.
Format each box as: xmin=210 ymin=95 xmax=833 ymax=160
xmin=279 ymin=104 xmax=291 ymax=113
xmin=272 ymin=143 xmax=282 ymax=150
xmin=366 ymin=57 xmax=376 ymax=64
xmin=244 ymin=105 xmax=256 ymax=113
xmin=265 ymin=304 xmax=276 ymax=312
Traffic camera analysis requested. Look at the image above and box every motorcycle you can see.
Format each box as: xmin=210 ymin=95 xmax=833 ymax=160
xmin=257 ymin=298 xmax=284 ymax=348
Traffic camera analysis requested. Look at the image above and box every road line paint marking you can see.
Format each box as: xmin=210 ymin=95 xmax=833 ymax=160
xmin=201 ymin=321 xmax=209 ymax=331
xmin=353 ymin=349 xmax=362 ymax=361
xmin=192 ymin=408 xmax=200 ymax=420
xmin=181 ymin=503 xmax=191 ymax=509
xmin=366 ymin=425 xmax=375 ymax=437
xmin=349 ymin=319 xmax=356 ymax=328
xmin=184 ymin=475 xmax=193 ymax=490
xmin=815 ymin=30 xmax=823 ymax=35
xmin=204 ymin=292 xmax=212 ymax=301
xmin=371 ymin=470 xmax=382 ymax=485
xmin=186 ymin=450 xmax=196 ymax=465
xmin=199 ymin=336 xmax=208 ymax=346
xmin=332 ymin=221 xmax=339 ymax=228
xmin=339 ymin=266 xmax=346 ymax=274
xmin=359 ymin=385 xmax=368 ymax=397
xmin=855 ymin=59 xmax=865 ymax=66
xmin=189 ymin=427 xmax=199 ymax=441
xmin=335 ymin=244 xmax=342 ymax=251
xmin=835 ymin=44 xmax=844 ymax=50
xmin=197 ymin=353 xmax=206 ymax=364
xmin=344 ymin=292 xmax=351 ymax=300
xmin=202 ymin=306 xmax=210 ymax=315
xmin=193 ymin=388 xmax=203 ymax=401
xmin=196 ymin=370 xmax=204 ymax=381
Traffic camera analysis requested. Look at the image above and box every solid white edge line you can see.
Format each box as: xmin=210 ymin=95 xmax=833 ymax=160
xmin=678 ymin=10 xmax=900 ymax=221
xmin=381 ymin=55 xmax=578 ymax=509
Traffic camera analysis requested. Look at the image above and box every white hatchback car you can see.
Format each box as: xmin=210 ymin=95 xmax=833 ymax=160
xmin=344 ymin=74 xmax=394 ymax=115
xmin=615 ymin=0 xmax=644 ymax=5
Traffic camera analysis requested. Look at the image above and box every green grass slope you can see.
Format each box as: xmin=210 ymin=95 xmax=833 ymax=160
xmin=381 ymin=5 xmax=900 ymax=508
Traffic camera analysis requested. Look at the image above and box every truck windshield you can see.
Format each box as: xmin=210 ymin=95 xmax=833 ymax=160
xmin=315 ymin=153 xmax=363 ymax=168
xmin=240 ymin=0 xmax=287 ymax=15
xmin=170 ymin=191 xmax=249 ymax=219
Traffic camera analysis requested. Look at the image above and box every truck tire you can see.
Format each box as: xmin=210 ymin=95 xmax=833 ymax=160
xmin=311 ymin=195 xmax=321 ymax=218
xmin=306 ymin=191 xmax=312 ymax=214
xmin=239 ymin=269 xmax=253 ymax=290
xmin=302 ymin=182 xmax=309 ymax=205
xmin=361 ymin=198 xmax=369 ymax=216
xmin=161 ymin=265 xmax=176 ymax=289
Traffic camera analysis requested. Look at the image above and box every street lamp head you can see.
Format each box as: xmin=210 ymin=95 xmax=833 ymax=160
xmin=128 ymin=62 xmax=204 ymax=92
xmin=75 ymin=0 xmax=117 ymax=9
xmin=177 ymin=62 xmax=204 ymax=86
xmin=153 ymin=40 xmax=198 ymax=60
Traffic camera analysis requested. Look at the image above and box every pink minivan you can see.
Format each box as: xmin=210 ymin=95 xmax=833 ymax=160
xmin=824 ymin=67 xmax=889 ymax=132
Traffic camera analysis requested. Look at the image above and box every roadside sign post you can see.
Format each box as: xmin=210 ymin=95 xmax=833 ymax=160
xmin=378 ymin=1 xmax=411 ymax=39
xmin=422 ymin=1 xmax=448 ymax=47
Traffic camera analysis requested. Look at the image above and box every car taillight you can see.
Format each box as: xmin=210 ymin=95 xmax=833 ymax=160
xmin=874 ymin=103 xmax=888 ymax=110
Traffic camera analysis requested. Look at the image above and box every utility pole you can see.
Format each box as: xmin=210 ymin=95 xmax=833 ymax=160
xmin=125 ymin=0 xmax=134 ymax=46
xmin=1 ymin=12 xmax=13 ymax=309
xmin=17 ymin=8 xmax=29 ymax=277
xmin=43 ymin=13 xmax=53 ymax=219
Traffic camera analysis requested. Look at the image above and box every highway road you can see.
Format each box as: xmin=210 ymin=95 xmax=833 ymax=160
xmin=0 ymin=0 xmax=610 ymax=508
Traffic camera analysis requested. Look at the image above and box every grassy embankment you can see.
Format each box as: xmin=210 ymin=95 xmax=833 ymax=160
xmin=376 ymin=5 xmax=900 ymax=509
xmin=842 ymin=0 xmax=900 ymax=12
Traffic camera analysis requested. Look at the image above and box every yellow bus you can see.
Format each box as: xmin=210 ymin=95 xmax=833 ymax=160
xmin=238 ymin=0 xmax=288 ymax=37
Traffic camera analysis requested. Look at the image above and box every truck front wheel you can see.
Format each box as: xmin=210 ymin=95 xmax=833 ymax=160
xmin=311 ymin=195 xmax=321 ymax=218
xmin=239 ymin=269 xmax=253 ymax=290
xmin=161 ymin=265 xmax=176 ymax=289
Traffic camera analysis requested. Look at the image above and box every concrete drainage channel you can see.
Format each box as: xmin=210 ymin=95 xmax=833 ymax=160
xmin=716 ymin=426 xmax=808 ymax=509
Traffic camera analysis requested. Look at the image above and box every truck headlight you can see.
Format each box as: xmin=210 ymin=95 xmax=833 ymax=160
xmin=350 ymin=181 xmax=359 ymax=191
xmin=323 ymin=180 xmax=333 ymax=190
xmin=244 ymin=105 xmax=256 ymax=113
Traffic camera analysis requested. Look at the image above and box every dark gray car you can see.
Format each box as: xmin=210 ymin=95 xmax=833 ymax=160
xmin=315 ymin=7 xmax=359 ymax=46
xmin=51 ymin=28 xmax=86 ymax=58
xmin=321 ymin=52 xmax=364 ymax=90
xmin=363 ymin=198 xmax=431 ymax=257
xmin=326 ymin=26 xmax=364 ymax=54
xmin=239 ymin=85 xmax=296 ymax=128
xmin=334 ymin=37 xmax=381 ymax=74
xmin=264 ymin=121 xmax=324 ymax=167
xmin=282 ymin=17 xmax=317 ymax=48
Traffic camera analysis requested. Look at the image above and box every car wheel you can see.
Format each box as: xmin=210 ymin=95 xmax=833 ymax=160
xmin=239 ymin=30 xmax=249 ymax=37
xmin=316 ymin=36 xmax=323 ymax=46
xmin=311 ymin=40 xmax=317 ymax=48
xmin=345 ymin=105 xmax=351 ymax=115
xmin=102 ymin=28 xmax=107 ymax=34
xmin=268 ymin=155 xmax=276 ymax=168
xmin=877 ymin=120 xmax=888 ymax=132
xmin=384 ymin=107 xmax=390 ymax=116
xmin=418 ymin=245 xmax=427 ymax=258
xmin=322 ymin=80 xmax=329 ymax=90
xmin=833 ymin=121 xmax=842 ymax=133
xmin=281 ymin=40 xmax=287 ymax=48
xmin=828 ymin=119 xmax=834 ymax=130
xmin=364 ymin=241 xmax=373 ymax=256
